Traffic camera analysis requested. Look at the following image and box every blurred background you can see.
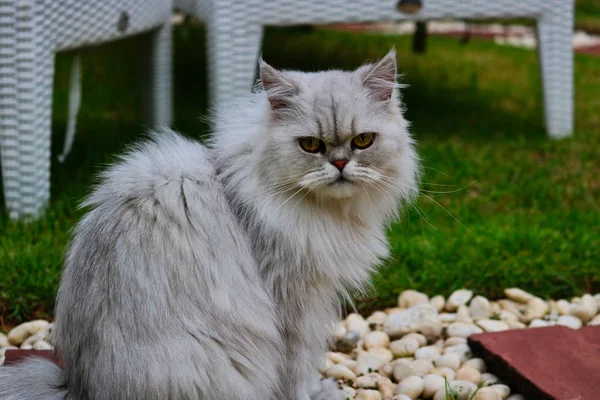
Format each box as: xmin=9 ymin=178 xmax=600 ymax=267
xmin=0 ymin=0 xmax=598 ymax=327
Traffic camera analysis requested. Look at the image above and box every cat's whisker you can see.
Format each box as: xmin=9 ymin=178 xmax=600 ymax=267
xmin=421 ymin=166 xmax=451 ymax=178
xmin=362 ymin=186 xmax=373 ymax=209
xmin=273 ymin=186 xmax=308 ymax=214
xmin=411 ymin=203 xmax=439 ymax=231
xmin=377 ymin=177 xmax=469 ymax=232
xmin=382 ymin=176 xmax=476 ymax=195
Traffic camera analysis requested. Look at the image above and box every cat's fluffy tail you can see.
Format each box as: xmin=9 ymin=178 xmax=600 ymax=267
xmin=0 ymin=357 xmax=67 ymax=400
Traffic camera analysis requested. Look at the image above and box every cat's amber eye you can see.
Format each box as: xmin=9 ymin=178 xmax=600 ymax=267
xmin=351 ymin=132 xmax=376 ymax=150
xmin=298 ymin=137 xmax=325 ymax=153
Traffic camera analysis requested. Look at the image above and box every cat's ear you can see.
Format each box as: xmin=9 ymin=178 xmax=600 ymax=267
xmin=259 ymin=59 xmax=297 ymax=111
xmin=361 ymin=49 xmax=398 ymax=102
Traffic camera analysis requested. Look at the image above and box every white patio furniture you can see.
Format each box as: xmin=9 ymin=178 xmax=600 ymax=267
xmin=178 ymin=0 xmax=573 ymax=139
xmin=0 ymin=0 xmax=173 ymax=220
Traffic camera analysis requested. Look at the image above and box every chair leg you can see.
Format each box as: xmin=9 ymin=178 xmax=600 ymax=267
xmin=206 ymin=18 xmax=263 ymax=109
xmin=0 ymin=1 xmax=21 ymax=219
xmin=0 ymin=2 xmax=53 ymax=220
xmin=15 ymin=47 xmax=55 ymax=219
xmin=536 ymin=1 xmax=574 ymax=139
xmin=140 ymin=20 xmax=173 ymax=129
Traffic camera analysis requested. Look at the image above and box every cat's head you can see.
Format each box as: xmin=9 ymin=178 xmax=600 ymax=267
xmin=255 ymin=50 xmax=420 ymax=211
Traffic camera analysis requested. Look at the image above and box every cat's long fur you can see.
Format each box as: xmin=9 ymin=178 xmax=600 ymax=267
xmin=212 ymin=50 xmax=419 ymax=399
xmin=0 ymin=133 xmax=284 ymax=399
xmin=0 ymin=50 xmax=419 ymax=400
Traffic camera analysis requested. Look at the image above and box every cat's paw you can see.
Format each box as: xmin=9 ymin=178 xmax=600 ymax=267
xmin=309 ymin=378 xmax=344 ymax=400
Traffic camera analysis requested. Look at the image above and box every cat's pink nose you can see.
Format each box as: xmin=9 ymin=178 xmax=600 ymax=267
xmin=331 ymin=159 xmax=348 ymax=171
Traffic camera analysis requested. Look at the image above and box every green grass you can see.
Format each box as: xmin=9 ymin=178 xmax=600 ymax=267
xmin=1 ymin=22 xmax=599 ymax=323
xmin=576 ymin=0 xmax=600 ymax=32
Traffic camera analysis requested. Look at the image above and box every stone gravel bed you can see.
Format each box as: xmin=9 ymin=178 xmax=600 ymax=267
xmin=2 ymin=288 xmax=599 ymax=400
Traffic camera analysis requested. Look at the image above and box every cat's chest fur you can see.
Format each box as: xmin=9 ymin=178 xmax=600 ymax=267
xmin=250 ymin=201 xmax=390 ymax=292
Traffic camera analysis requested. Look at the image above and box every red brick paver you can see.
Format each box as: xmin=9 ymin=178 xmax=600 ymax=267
xmin=468 ymin=326 xmax=600 ymax=400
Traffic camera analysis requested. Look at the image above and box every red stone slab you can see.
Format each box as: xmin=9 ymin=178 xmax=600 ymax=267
xmin=4 ymin=349 xmax=63 ymax=369
xmin=468 ymin=326 xmax=600 ymax=400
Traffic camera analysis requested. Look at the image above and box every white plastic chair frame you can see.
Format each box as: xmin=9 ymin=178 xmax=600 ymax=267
xmin=179 ymin=0 xmax=574 ymax=139
xmin=0 ymin=0 xmax=173 ymax=220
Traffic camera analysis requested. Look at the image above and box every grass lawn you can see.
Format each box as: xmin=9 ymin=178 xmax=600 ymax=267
xmin=1 ymin=21 xmax=599 ymax=324
xmin=576 ymin=0 xmax=600 ymax=32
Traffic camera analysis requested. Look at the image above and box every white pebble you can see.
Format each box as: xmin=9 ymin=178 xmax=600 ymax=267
xmin=446 ymin=289 xmax=474 ymax=312
xmin=462 ymin=358 xmax=487 ymax=373
xmin=588 ymin=314 xmax=600 ymax=326
xmin=422 ymin=374 xmax=445 ymax=398
xmin=449 ymin=380 xmax=478 ymax=399
xmin=320 ymin=358 xmax=334 ymax=373
xmin=528 ymin=318 xmax=550 ymax=328
xmin=497 ymin=310 xmax=519 ymax=322
xmin=392 ymin=359 xmax=417 ymax=382
xmin=355 ymin=373 xmax=381 ymax=389
xmin=333 ymin=322 xmax=348 ymax=339
xmin=392 ymin=395 xmax=412 ymax=400
xmin=557 ymin=315 xmax=583 ymax=329
xmin=367 ymin=312 xmax=389 ymax=331
xmin=398 ymin=290 xmax=429 ymax=309
xmin=444 ymin=337 xmax=467 ymax=347
xmin=394 ymin=376 xmax=424 ymax=399
xmin=497 ymin=300 xmax=522 ymax=315
xmin=433 ymin=380 xmax=477 ymax=400
xmin=364 ymin=331 xmax=391 ymax=350
xmin=348 ymin=318 xmax=372 ymax=338
xmin=488 ymin=384 xmax=511 ymax=399
xmin=505 ymin=320 xmax=527 ymax=330
xmin=477 ymin=320 xmax=509 ymax=332
xmin=7 ymin=320 xmax=50 ymax=346
xmin=443 ymin=344 xmax=472 ymax=363
xmin=481 ymin=373 xmax=501 ymax=386
xmin=0 ymin=334 xmax=8 ymax=348
xmin=456 ymin=305 xmax=473 ymax=323
xmin=32 ymin=340 xmax=53 ymax=350
xmin=555 ymin=299 xmax=572 ymax=315
xmin=390 ymin=337 xmax=420 ymax=357
xmin=504 ymin=288 xmax=534 ymax=304
xmin=325 ymin=364 xmax=357 ymax=381
xmin=446 ymin=322 xmax=483 ymax=338
xmin=378 ymin=362 xmax=393 ymax=378
xmin=412 ymin=359 xmax=434 ymax=376
xmin=356 ymin=351 xmax=390 ymax=376
xmin=429 ymin=295 xmax=446 ymax=312
xmin=356 ymin=389 xmax=383 ymax=400
xmin=439 ymin=313 xmax=457 ymax=323
xmin=430 ymin=367 xmax=456 ymax=381
xmin=455 ymin=366 xmax=482 ymax=384
xmin=434 ymin=353 xmax=461 ymax=370
xmin=523 ymin=297 xmax=548 ymax=322
xmin=470 ymin=296 xmax=493 ymax=320
xmin=384 ymin=305 xmax=441 ymax=341
xmin=378 ymin=376 xmax=396 ymax=399
xmin=341 ymin=385 xmax=357 ymax=398
xmin=415 ymin=346 xmax=441 ymax=360
xmin=432 ymin=388 xmax=448 ymax=400
xmin=472 ymin=387 xmax=502 ymax=400
xmin=569 ymin=294 xmax=598 ymax=322
xmin=403 ymin=333 xmax=427 ymax=347
xmin=327 ymin=351 xmax=350 ymax=364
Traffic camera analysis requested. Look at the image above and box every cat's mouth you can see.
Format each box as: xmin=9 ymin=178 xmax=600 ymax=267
xmin=332 ymin=176 xmax=353 ymax=185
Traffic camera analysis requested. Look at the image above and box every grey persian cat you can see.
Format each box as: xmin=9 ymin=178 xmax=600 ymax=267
xmin=0 ymin=50 xmax=419 ymax=400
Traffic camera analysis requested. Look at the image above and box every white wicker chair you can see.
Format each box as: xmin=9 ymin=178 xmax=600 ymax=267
xmin=0 ymin=0 xmax=173 ymax=220
xmin=178 ymin=0 xmax=573 ymax=139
